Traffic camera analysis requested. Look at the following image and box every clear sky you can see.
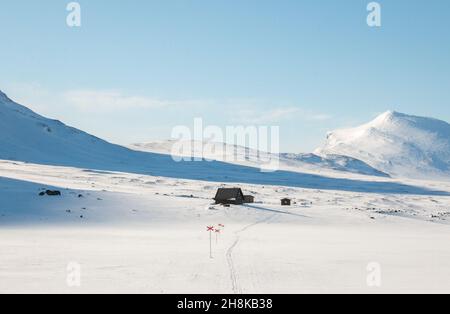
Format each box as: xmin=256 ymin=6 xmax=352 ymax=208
xmin=0 ymin=0 xmax=449 ymax=152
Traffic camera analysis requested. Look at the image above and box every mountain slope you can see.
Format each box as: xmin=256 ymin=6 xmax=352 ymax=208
xmin=131 ymin=141 xmax=389 ymax=177
xmin=0 ymin=90 xmax=137 ymax=168
xmin=316 ymin=111 xmax=450 ymax=179
xmin=279 ymin=153 xmax=389 ymax=177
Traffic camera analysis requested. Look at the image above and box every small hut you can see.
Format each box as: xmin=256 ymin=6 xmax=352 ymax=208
xmin=214 ymin=188 xmax=245 ymax=205
xmin=281 ymin=198 xmax=292 ymax=206
xmin=244 ymin=195 xmax=255 ymax=204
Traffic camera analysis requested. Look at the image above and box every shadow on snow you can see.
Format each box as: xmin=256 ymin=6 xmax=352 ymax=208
xmin=7 ymin=148 xmax=450 ymax=197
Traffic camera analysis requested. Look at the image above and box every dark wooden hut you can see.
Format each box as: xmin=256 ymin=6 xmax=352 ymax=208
xmin=214 ymin=188 xmax=245 ymax=205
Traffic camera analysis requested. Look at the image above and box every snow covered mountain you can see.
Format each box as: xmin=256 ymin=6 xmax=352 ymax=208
xmin=131 ymin=141 xmax=389 ymax=177
xmin=1 ymin=89 xmax=447 ymax=187
xmin=316 ymin=111 xmax=450 ymax=180
xmin=3 ymin=90 xmax=401 ymax=193
xmin=0 ymin=90 xmax=137 ymax=168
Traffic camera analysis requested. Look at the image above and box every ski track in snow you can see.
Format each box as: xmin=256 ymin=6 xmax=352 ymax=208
xmin=226 ymin=212 xmax=277 ymax=294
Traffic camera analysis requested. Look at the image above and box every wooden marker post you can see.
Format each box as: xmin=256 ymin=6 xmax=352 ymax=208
xmin=207 ymin=226 xmax=214 ymax=259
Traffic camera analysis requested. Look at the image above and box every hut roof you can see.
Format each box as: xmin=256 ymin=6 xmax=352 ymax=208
xmin=214 ymin=188 xmax=244 ymax=201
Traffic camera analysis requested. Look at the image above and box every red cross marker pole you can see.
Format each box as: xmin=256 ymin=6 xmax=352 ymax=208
xmin=207 ymin=226 xmax=214 ymax=259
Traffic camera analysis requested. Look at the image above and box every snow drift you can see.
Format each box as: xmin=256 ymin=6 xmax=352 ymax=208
xmin=316 ymin=111 xmax=450 ymax=180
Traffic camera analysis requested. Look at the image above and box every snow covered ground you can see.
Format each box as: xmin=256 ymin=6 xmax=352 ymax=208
xmin=1 ymin=160 xmax=450 ymax=294
xmin=1 ymin=91 xmax=450 ymax=294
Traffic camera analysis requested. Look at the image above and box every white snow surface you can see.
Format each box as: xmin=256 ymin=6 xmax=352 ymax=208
xmin=1 ymin=161 xmax=450 ymax=293
xmin=1 ymin=92 xmax=450 ymax=293
xmin=316 ymin=111 xmax=450 ymax=180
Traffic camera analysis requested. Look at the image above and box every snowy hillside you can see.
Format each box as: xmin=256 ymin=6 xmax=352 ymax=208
xmin=316 ymin=111 xmax=450 ymax=180
xmin=131 ymin=141 xmax=389 ymax=178
xmin=0 ymin=90 xmax=137 ymax=168
xmin=279 ymin=153 xmax=389 ymax=177
xmin=0 ymin=90 xmax=447 ymax=195
xmin=1 ymin=91 xmax=413 ymax=194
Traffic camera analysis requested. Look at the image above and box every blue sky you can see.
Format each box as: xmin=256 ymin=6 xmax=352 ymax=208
xmin=0 ymin=0 xmax=449 ymax=152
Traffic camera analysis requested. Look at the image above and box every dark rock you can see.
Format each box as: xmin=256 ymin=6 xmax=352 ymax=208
xmin=46 ymin=190 xmax=61 ymax=196
xmin=39 ymin=190 xmax=61 ymax=196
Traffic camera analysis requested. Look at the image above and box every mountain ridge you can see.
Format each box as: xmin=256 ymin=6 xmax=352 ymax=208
xmin=1 ymin=90 xmax=448 ymax=182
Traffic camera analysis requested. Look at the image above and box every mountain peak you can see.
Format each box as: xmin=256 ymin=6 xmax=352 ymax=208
xmin=372 ymin=110 xmax=407 ymax=124
xmin=380 ymin=110 xmax=398 ymax=117
xmin=316 ymin=111 xmax=450 ymax=180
